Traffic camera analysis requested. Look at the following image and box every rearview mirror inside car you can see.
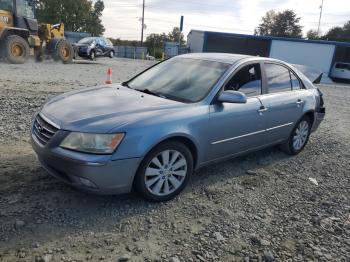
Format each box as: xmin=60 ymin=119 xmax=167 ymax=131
xmin=218 ymin=91 xmax=247 ymax=104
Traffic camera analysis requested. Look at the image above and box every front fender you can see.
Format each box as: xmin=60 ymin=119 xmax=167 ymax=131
xmin=110 ymin=108 xmax=210 ymax=165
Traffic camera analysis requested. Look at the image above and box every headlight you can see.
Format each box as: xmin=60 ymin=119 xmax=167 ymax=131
xmin=60 ymin=132 xmax=125 ymax=154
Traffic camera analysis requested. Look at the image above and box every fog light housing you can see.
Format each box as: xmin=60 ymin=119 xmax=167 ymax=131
xmin=77 ymin=177 xmax=98 ymax=189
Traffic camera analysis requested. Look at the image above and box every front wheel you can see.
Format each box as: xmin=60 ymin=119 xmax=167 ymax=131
xmin=109 ymin=51 xmax=114 ymax=58
xmin=55 ymin=40 xmax=73 ymax=64
xmin=281 ymin=116 xmax=311 ymax=155
xmin=134 ymin=142 xmax=193 ymax=202
xmin=89 ymin=50 xmax=96 ymax=61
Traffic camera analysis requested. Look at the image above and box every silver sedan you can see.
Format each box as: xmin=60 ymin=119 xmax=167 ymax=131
xmin=31 ymin=53 xmax=325 ymax=201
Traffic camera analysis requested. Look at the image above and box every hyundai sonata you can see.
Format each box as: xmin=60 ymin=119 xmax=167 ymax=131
xmin=31 ymin=53 xmax=325 ymax=201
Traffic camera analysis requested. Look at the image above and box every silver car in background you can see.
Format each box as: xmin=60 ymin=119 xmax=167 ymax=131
xmin=330 ymin=62 xmax=350 ymax=82
xmin=31 ymin=53 xmax=325 ymax=201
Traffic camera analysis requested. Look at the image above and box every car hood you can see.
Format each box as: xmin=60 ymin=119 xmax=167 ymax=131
xmin=41 ymin=85 xmax=187 ymax=133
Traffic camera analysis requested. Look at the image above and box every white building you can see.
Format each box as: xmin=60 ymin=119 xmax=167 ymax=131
xmin=187 ymin=30 xmax=350 ymax=76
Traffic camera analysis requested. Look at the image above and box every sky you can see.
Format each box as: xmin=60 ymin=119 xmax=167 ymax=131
xmin=101 ymin=0 xmax=350 ymax=41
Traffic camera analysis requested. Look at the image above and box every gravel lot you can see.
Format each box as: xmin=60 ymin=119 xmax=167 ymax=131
xmin=0 ymin=58 xmax=349 ymax=262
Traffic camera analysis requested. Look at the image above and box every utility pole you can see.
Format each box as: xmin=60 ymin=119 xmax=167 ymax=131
xmin=141 ymin=0 xmax=145 ymax=47
xmin=317 ymin=0 xmax=324 ymax=36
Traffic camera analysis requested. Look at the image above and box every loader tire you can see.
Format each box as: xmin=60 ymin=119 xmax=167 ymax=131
xmin=4 ymin=35 xmax=30 ymax=64
xmin=55 ymin=39 xmax=73 ymax=64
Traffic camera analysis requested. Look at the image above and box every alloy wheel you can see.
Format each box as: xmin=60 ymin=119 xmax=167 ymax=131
xmin=292 ymin=120 xmax=309 ymax=151
xmin=144 ymin=150 xmax=187 ymax=196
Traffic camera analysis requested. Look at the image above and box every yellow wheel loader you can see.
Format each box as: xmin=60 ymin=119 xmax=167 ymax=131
xmin=0 ymin=0 xmax=73 ymax=64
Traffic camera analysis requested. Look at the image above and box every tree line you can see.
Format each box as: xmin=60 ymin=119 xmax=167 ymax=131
xmin=255 ymin=9 xmax=350 ymax=42
xmin=35 ymin=0 xmax=105 ymax=36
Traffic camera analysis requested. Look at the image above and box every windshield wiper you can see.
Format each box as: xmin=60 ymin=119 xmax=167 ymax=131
xmin=121 ymin=82 xmax=130 ymax=88
xmin=135 ymin=88 xmax=166 ymax=98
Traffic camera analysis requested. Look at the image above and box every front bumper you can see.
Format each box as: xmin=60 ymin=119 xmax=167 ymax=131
xmin=311 ymin=107 xmax=325 ymax=132
xmin=31 ymin=130 xmax=142 ymax=195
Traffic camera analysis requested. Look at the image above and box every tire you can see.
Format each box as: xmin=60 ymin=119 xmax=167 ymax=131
xmin=89 ymin=50 xmax=96 ymax=61
xmin=55 ymin=40 xmax=73 ymax=64
xmin=281 ymin=115 xmax=311 ymax=155
xmin=109 ymin=51 xmax=114 ymax=58
xmin=134 ymin=141 xmax=194 ymax=202
xmin=4 ymin=35 xmax=30 ymax=64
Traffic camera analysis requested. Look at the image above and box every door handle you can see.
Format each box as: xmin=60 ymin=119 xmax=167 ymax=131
xmin=296 ymin=99 xmax=304 ymax=106
xmin=258 ymin=106 xmax=268 ymax=114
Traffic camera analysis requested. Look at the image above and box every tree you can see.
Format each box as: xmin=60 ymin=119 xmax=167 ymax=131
xmin=145 ymin=33 xmax=168 ymax=58
xmin=88 ymin=0 xmax=105 ymax=35
xmin=167 ymin=27 xmax=185 ymax=45
xmin=306 ymin=30 xmax=320 ymax=40
xmin=144 ymin=27 xmax=185 ymax=58
xmin=322 ymin=21 xmax=350 ymax=42
xmin=255 ymin=9 xmax=303 ymax=38
xmin=35 ymin=0 xmax=105 ymax=35
xmin=254 ymin=10 xmax=276 ymax=36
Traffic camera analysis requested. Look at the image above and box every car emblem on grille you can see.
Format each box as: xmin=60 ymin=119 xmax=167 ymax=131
xmin=37 ymin=125 xmax=43 ymax=132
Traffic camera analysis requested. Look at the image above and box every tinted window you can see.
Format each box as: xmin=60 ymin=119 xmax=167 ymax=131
xmin=335 ymin=63 xmax=350 ymax=70
xmin=78 ymin=37 xmax=95 ymax=45
xmin=128 ymin=58 xmax=230 ymax=103
xmin=265 ymin=63 xmax=291 ymax=93
xmin=224 ymin=63 xmax=262 ymax=97
xmin=335 ymin=63 xmax=346 ymax=69
xmin=290 ymin=71 xmax=301 ymax=90
xmin=0 ymin=0 xmax=13 ymax=12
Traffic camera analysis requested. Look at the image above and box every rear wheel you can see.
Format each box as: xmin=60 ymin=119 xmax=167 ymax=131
xmin=4 ymin=35 xmax=30 ymax=64
xmin=281 ymin=116 xmax=311 ymax=155
xmin=55 ymin=40 xmax=73 ymax=64
xmin=134 ymin=142 xmax=193 ymax=202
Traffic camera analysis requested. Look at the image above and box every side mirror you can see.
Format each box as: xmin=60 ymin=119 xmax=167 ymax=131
xmin=218 ymin=91 xmax=247 ymax=104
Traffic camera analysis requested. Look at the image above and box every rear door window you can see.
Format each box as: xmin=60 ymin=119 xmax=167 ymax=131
xmin=290 ymin=71 xmax=302 ymax=90
xmin=265 ymin=63 xmax=292 ymax=93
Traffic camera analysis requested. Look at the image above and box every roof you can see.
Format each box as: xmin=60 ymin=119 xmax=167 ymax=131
xmin=189 ymin=30 xmax=350 ymax=47
xmin=178 ymin=53 xmax=253 ymax=64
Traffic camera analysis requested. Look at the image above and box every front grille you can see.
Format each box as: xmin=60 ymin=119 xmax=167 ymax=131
xmin=33 ymin=114 xmax=59 ymax=146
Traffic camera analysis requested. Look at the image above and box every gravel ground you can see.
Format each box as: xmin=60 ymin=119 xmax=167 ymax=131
xmin=0 ymin=58 xmax=349 ymax=262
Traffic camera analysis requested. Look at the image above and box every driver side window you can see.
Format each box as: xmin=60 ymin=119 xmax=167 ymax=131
xmin=224 ymin=63 xmax=262 ymax=97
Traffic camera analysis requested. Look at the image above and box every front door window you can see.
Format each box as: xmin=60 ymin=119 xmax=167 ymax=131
xmin=224 ymin=63 xmax=262 ymax=97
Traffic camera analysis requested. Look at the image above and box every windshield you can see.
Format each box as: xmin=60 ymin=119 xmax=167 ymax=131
xmin=0 ymin=0 xmax=13 ymax=11
xmin=128 ymin=58 xmax=230 ymax=103
xmin=78 ymin=37 xmax=95 ymax=45
xmin=16 ymin=0 xmax=35 ymax=18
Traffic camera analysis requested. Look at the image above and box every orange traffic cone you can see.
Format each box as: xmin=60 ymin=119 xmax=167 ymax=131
xmin=105 ymin=68 xmax=112 ymax=84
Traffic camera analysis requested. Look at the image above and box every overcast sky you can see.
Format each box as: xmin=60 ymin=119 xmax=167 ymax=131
xmin=102 ymin=0 xmax=350 ymax=40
